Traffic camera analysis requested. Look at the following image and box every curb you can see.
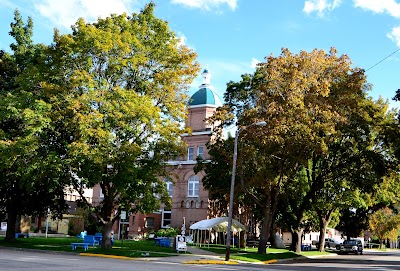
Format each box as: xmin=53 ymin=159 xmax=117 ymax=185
xmin=80 ymin=253 xmax=136 ymax=260
xmin=183 ymin=259 xmax=238 ymax=265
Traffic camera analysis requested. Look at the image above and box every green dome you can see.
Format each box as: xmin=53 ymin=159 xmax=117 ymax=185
xmin=189 ymin=87 xmax=222 ymax=106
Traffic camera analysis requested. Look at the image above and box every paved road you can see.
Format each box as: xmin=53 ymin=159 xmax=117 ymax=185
xmin=270 ymin=250 xmax=400 ymax=271
xmin=0 ymin=248 xmax=399 ymax=271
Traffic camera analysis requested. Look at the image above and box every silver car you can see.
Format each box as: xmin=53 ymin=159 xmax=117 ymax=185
xmin=315 ymin=238 xmax=341 ymax=249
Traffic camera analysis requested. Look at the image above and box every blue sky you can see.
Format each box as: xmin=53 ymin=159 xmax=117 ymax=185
xmin=1 ymin=0 xmax=399 ymax=109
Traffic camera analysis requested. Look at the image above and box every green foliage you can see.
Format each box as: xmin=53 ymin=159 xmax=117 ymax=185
xmin=34 ymin=2 xmax=199 ymax=248
xmin=0 ymin=10 xmax=69 ymax=241
xmin=155 ymin=227 xmax=179 ymax=237
xmin=1 ymin=3 xmax=199 ymax=245
xmin=369 ymin=207 xmax=400 ymax=245
xmin=205 ymin=47 xmax=397 ymax=254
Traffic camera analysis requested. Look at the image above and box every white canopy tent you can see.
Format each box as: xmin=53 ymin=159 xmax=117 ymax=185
xmin=189 ymin=217 xmax=246 ymax=247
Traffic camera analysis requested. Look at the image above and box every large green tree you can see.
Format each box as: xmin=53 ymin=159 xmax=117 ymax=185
xmin=205 ymin=48 xmax=393 ymax=254
xmin=0 ymin=10 xmax=68 ymax=241
xmin=38 ymin=3 xmax=199 ymax=248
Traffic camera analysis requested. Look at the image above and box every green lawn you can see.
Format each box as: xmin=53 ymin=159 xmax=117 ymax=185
xmin=195 ymin=244 xmax=333 ymax=262
xmin=0 ymin=236 xmax=333 ymax=262
xmin=0 ymin=237 xmax=178 ymax=257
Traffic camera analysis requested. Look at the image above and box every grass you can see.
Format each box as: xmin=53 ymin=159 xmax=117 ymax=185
xmin=0 ymin=236 xmax=178 ymax=258
xmin=195 ymin=244 xmax=333 ymax=263
xmin=0 ymin=236 xmax=334 ymax=263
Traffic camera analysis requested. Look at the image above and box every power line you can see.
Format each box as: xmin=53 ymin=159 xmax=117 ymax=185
xmin=366 ymin=48 xmax=400 ymax=72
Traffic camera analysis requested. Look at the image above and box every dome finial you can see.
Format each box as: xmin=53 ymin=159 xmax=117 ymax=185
xmin=202 ymin=66 xmax=211 ymax=85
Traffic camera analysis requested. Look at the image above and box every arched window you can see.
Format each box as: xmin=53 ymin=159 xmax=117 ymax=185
xmin=188 ymin=175 xmax=199 ymax=197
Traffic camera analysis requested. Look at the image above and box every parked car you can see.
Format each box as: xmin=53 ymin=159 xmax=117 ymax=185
xmin=339 ymin=239 xmax=363 ymax=254
xmin=312 ymin=238 xmax=342 ymax=249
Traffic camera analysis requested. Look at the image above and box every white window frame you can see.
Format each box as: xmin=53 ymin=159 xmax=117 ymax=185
xmin=161 ymin=208 xmax=171 ymax=228
xmin=197 ymin=146 xmax=204 ymax=159
xmin=188 ymin=175 xmax=199 ymax=197
xmin=165 ymin=180 xmax=173 ymax=197
xmin=188 ymin=147 xmax=194 ymax=161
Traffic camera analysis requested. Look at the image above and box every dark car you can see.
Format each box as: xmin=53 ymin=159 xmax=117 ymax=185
xmin=339 ymin=239 xmax=363 ymax=255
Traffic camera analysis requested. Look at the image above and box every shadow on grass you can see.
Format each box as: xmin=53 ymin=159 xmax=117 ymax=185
xmin=190 ymin=244 xmax=333 ymax=263
xmin=231 ymin=251 xmax=302 ymax=262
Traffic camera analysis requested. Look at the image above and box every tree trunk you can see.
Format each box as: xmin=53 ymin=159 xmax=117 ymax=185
xmin=101 ymin=220 xmax=114 ymax=249
xmin=290 ymin=229 xmax=303 ymax=253
xmin=37 ymin=214 xmax=42 ymax=233
xmin=317 ymin=210 xmax=333 ymax=252
xmin=318 ymin=225 xmax=327 ymax=252
xmin=270 ymin=228 xmax=277 ymax=248
xmin=99 ymin=184 xmax=117 ymax=249
xmin=5 ymin=207 xmax=17 ymax=241
xmin=257 ymin=207 xmax=274 ymax=254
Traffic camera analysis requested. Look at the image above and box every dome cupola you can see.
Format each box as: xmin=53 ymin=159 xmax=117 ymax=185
xmin=189 ymin=68 xmax=222 ymax=107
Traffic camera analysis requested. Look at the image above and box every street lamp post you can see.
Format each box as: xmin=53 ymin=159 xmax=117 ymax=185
xmin=225 ymin=121 xmax=266 ymax=261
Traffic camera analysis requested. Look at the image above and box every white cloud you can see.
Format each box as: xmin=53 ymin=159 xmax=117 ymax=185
xmin=33 ymin=0 xmax=141 ymax=30
xmin=387 ymin=26 xmax=400 ymax=46
xmin=170 ymin=0 xmax=237 ymax=11
xmin=177 ymin=34 xmax=187 ymax=47
xmin=303 ymin=0 xmax=342 ymax=16
xmin=353 ymin=0 xmax=400 ymax=18
xmin=251 ymin=57 xmax=260 ymax=69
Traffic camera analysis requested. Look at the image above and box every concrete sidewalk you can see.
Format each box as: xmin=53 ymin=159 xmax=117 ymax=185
xmin=81 ymin=245 xmax=244 ymax=265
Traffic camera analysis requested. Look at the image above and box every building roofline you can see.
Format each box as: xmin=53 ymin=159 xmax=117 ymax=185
xmin=181 ymin=131 xmax=212 ymax=136
xmin=165 ymin=160 xmax=211 ymax=166
xmin=189 ymin=104 xmax=220 ymax=109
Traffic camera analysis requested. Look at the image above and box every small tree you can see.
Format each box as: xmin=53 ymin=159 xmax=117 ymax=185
xmin=369 ymin=207 xmax=400 ymax=249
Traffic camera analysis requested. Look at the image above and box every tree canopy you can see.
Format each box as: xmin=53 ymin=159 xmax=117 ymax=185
xmin=1 ymin=4 xmax=199 ymax=246
xmin=0 ymin=10 xmax=68 ymax=241
xmin=203 ymin=47 xmax=398 ymax=253
xmin=40 ymin=3 xmax=199 ymax=248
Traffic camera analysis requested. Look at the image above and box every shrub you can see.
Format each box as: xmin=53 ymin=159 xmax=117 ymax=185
xmin=155 ymin=228 xmax=179 ymax=237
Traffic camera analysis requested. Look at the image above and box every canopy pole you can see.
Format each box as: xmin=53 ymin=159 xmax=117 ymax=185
xmin=208 ymin=229 xmax=210 ymax=249
xmin=239 ymin=231 xmax=241 ymax=249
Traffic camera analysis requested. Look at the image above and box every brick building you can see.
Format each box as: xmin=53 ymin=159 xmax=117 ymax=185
xmin=116 ymin=68 xmax=222 ymax=239
xmin=27 ymin=69 xmax=222 ymax=238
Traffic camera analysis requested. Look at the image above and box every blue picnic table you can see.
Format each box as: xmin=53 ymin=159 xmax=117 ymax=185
xmin=71 ymin=243 xmax=90 ymax=251
xmin=154 ymin=237 xmax=162 ymax=246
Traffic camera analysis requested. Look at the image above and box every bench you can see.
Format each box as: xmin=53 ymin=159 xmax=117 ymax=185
xmin=84 ymin=235 xmax=99 ymax=247
xmin=246 ymin=240 xmax=259 ymax=247
xmin=71 ymin=243 xmax=90 ymax=251
xmin=94 ymin=233 xmax=102 ymax=243
xmin=154 ymin=237 xmax=162 ymax=246
xmin=160 ymin=238 xmax=171 ymax=248
xmin=246 ymin=240 xmax=270 ymax=248
xmin=15 ymin=233 xmax=29 ymax=238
